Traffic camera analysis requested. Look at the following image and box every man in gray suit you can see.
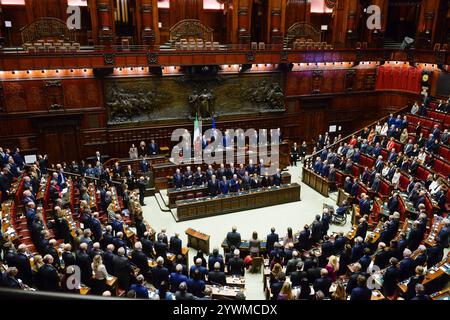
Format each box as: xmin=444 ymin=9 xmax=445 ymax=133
xmin=175 ymin=282 xmax=195 ymax=300
xmin=226 ymin=226 xmax=241 ymax=249
xmin=286 ymin=250 xmax=301 ymax=275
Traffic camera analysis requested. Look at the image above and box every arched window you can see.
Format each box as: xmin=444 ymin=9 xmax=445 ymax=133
xmin=157 ymin=0 xmax=170 ymax=9
xmin=0 ymin=0 xmax=25 ymax=5
xmin=203 ymin=0 xmax=224 ymax=10
xmin=310 ymin=0 xmax=333 ymax=13
xmin=67 ymin=0 xmax=88 ymax=6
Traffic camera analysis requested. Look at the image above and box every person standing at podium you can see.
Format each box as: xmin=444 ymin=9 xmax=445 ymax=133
xmin=184 ymin=166 xmax=194 ymax=187
xmin=219 ymin=176 xmax=230 ymax=195
xmin=148 ymin=139 xmax=159 ymax=156
xmin=207 ymin=175 xmax=219 ymax=196
xmin=173 ymin=169 xmax=183 ymax=189
xmin=194 ymin=167 xmax=205 ymax=186
xmin=229 ymin=174 xmax=240 ymax=193
xmin=206 ymin=165 xmax=215 ymax=182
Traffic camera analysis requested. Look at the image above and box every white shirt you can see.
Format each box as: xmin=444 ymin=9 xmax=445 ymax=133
xmin=392 ymin=172 xmax=401 ymax=186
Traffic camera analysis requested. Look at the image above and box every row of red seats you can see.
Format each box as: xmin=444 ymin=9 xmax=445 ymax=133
xmin=425 ymin=109 xmax=450 ymax=127
xmin=407 ymin=114 xmax=443 ymax=131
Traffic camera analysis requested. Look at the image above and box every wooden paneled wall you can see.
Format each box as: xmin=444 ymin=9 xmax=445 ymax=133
xmin=0 ymin=66 xmax=422 ymax=163
xmin=0 ymin=0 xmax=447 ymax=49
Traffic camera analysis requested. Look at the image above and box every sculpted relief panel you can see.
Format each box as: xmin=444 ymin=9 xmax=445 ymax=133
xmin=104 ymin=73 xmax=285 ymax=124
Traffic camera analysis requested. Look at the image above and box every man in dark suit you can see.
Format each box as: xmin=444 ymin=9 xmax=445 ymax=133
xmin=399 ymin=249 xmax=416 ymax=281
xmin=15 ymin=244 xmax=33 ymax=286
xmin=189 ymin=258 xmax=208 ymax=281
xmin=374 ymin=156 xmax=384 ymax=173
xmin=313 ymin=269 xmax=332 ymax=297
xmin=310 ymin=215 xmax=323 ymax=244
xmin=148 ymin=139 xmax=159 ymax=156
xmin=350 ymin=275 xmax=372 ymax=300
xmin=169 ymin=233 xmax=182 ymax=255
xmin=219 ymin=176 xmax=229 ymax=195
xmin=131 ymin=241 xmax=150 ymax=277
xmin=229 ymin=174 xmax=240 ymax=192
xmin=207 ymin=249 xmax=224 ymax=272
xmin=207 ymin=175 xmax=220 ymax=196
xmin=272 ymin=169 xmax=282 ymax=186
xmin=290 ymin=262 xmax=307 ymax=288
xmin=320 ymin=236 xmax=334 ymax=261
xmin=0 ymin=267 xmax=22 ymax=289
xmin=151 ymin=256 xmax=169 ymax=290
xmin=140 ymin=232 xmax=155 ymax=258
xmin=227 ymin=250 xmax=245 ymax=276
xmin=113 ymin=247 xmax=133 ymax=290
xmin=270 ymin=272 xmax=286 ymax=300
xmin=266 ymin=227 xmax=279 ymax=254
xmin=183 ymin=166 xmax=194 ymax=187
xmin=169 ymin=264 xmax=188 ymax=293
xmin=175 ymin=282 xmax=195 ymax=300
xmin=90 ymin=212 xmax=103 ymax=242
xmin=351 ymin=179 xmax=360 ymax=197
xmin=246 ymin=160 xmax=256 ymax=175
xmin=76 ymin=243 xmax=93 ymax=285
xmin=426 ymin=239 xmax=444 ymax=268
xmin=193 ymin=167 xmax=205 ymax=186
xmin=207 ymin=262 xmax=226 ymax=286
xmin=333 ymin=232 xmax=348 ymax=254
xmin=154 ymin=234 xmax=168 ymax=259
xmin=62 ymin=243 xmax=76 ymax=268
xmin=344 ymin=177 xmax=353 ymax=194
xmin=226 ymin=226 xmax=241 ymax=249
xmin=36 ymin=255 xmax=60 ymax=291
xmin=173 ymin=169 xmax=184 ymax=189
xmin=407 ymin=221 xmax=424 ymax=251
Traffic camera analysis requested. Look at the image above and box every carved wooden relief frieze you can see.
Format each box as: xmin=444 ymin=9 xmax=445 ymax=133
xmin=45 ymin=80 xmax=64 ymax=111
xmin=103 ymin=53 xmax=116 ymax=65
xmin=312 ymin=70 xmax=324 ymax=94
xmin=345 ymin=69 xmax=356 ymax=91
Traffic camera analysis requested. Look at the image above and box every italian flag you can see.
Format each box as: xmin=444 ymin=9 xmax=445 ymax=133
xmin=193 ymin=114 xmax=202 ymax=161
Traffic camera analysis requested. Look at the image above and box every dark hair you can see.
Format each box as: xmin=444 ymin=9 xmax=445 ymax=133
xmin=287 ymin=227 xmax=293 ymax=238
xmin=252 ymin=231 xmax=258 ymax=240
xmin=159 ymin=281 xmax=169 ymax=300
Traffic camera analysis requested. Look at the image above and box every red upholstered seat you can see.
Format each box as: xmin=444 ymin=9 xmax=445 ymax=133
xmin=335 ymin=171 xmax=344 ymax=187
xmin=176 ymin=195 xmax=184 ymax=201
xmin=398 ymin=197 xmax=406 ymax=221
xmin=195 ymin=192 xmax=204 ymax=198
xmin=438 ymin=145 xmax=450 ymax=160
xmin=360 ymin=154 xmax=375 ymax=168
xmin=398 ymin=174 xmax=410 ymax=192
xmin=380 ymin=149 xmax=388 ymax=160
xmin=352 ymin=165 xmax=360 ymax=177
xmin=378 ymin=179 xmax=391 ymax=198
xmin=185 ymin=193 xmax=194 ymax=200
xmin=416 ymin=166 xmax=431 ymax=181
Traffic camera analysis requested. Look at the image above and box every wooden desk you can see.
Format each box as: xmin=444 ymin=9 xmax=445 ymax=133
xmin=222 ymin=239 xmax=268 ymax=257
xmin=176 ymin=183 xmax=301 ymax=221
xmin=207 ymin=285 xmax=244 ymax=300
xmin=185 ymin=228 xmax=210 ymax=254
xmin=148 ymin=247 xmax=190 ymax=267
xmin=152 ymin=143 xmax=290 ymax=190
xmin=168 ymin=185 xmax=208 ymax=208
xmin=398 ymin=254 xmax=450 ymax=293
xmin=106 ymin=276 xmax=118 ymax=288
xmin=431 ymin=288 xmax=450 ymax=300
xmin=1 ymin=201 xmax=18 ymax=242
xmin=225 ymin=276 xmax=245 ymax=288
xmin=302 ymin=167 xmax=329 ymax=197
xmin=167 ymin=173 xmax=292 ymax=208
xmin=80 ymin=286 xmax=91 ymax=295
xmin=424 ymin=215 xmax=444 ymax=247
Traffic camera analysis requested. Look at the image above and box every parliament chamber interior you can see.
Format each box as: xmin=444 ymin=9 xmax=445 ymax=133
xmin=0 ymin=0 xmax=449 ymax=304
